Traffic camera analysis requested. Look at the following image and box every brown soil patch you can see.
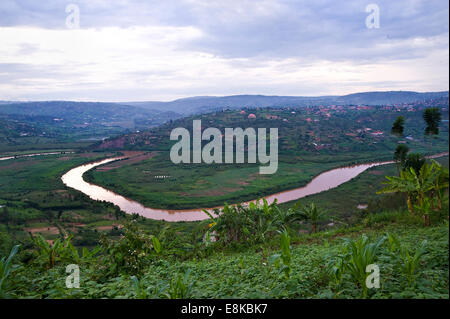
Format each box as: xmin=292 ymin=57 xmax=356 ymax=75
xmin=96 ymin=224 xmax=123 ymax=231
xmin=102 ymin=213 xmax=116 ymax=220
xmin=25 ymin=226 xmax=60 ymax=235
xmin=65 ymin=222 xmax=86 ymax=232
xmin=67 ymin=222 xmax=86 ymax=227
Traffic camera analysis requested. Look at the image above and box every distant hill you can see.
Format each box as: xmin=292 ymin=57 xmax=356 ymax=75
xmin=2 ymin=91 xmax=448 ymax=118
xmin=121 ymin=91 xmax=449 ymax=114
xmin=0 ymin=101 xmax=181 ymax=127
xmin=0 ymin=101 xmax=182 ymax=148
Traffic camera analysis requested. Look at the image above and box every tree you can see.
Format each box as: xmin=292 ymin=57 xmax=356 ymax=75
xmin=391 ymin=116 xmax=405 ymax=137
xmin=430 ymin=160 xmax=449 ymax=210
xmin=377 ymin=162 xmax=442 ymax=225
xmin=423 ymin=108 xmax=441 ymax=153
xmin=404 ymin=153 xmax=426 ymax=174
xmin=393 ymin=144 xmax=409 ymax=174
xmin=377 ymin=169 xmax=418 ymax=213
xmin=299 ymin=202 xmax=326 ymax=233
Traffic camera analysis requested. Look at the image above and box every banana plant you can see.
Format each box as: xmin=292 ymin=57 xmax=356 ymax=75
xmin=430 ymin=160 xmax=449 ymax=210
xmin=377 ymin=162 xmax=441 ymax=217
xmin=414 ymin=197 xmax=432 ymax=226
xmin=32 ymin=234 xmax=76 ymax=268
xmin=299 ymin=202 xmax=327 ymax=233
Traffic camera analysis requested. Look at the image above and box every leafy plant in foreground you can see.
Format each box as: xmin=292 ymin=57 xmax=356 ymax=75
xmin=385 ymin=233 xmax=427 ymax=287
xmin=269 ymin=229 xmax=292 ymax=279
xmin=0 ymin=245 xmax=20 ymax=298
xmin=99 ymin=221 xmax=162 ymax=276
xmin=377 ymin=161 xmax=446 ymax=224
xmin=329 ymin=235 xmax=385 ymax=298
xmin=163 ymin=269 xmax=195 ymax=299
xmin=32 ymin=234 xmax=77 ymax=269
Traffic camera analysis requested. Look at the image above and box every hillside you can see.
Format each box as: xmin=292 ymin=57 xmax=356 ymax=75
xmin=0 ymin=101 xmax=181 ymax=126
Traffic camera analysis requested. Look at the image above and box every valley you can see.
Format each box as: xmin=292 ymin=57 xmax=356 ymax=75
xmin=0 ymin=93 xmax=448 ymax=299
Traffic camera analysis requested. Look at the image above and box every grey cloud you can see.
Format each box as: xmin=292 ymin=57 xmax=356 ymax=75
xmin=1 ymin=1 xmax=447 ymax=61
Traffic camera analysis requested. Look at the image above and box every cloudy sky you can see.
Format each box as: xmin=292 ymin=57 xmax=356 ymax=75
xmin=0 ymin=0 xmax=448 ymax=101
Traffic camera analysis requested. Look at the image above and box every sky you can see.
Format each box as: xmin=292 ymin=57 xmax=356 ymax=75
xmin=0 ymin=0 xmax=448 ymax=102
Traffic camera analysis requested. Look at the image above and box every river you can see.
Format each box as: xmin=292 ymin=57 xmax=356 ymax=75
xmin=60 ymin=156 xmax=416 ymax=222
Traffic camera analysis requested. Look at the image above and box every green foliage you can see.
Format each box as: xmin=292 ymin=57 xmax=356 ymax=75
xmin=32 ymin=234 xmax=77 ymax=269
xmin=423 ymin=108 xmax=442 ymax=137
xmin=394 ymin=144 xmax=409 ymax=173
xmin=328 ymin=235 xmax=385 ymax=298
xmin=99 ymin=221 xmax=162 ymax=276
xmin=130 ymin=269 xmax=195 ymax=299
xmin=299 ymin=202 xmax=327 ymax=233
xmin=204 ymin=199 xmax=303 ymax=244
xmin=377 ymin=160 xmax=448 ymax=224
xmin=0 ymin=245 xmax=21 ymax=298
xmin=404 ymin=153 xmax=426 ymax=174
xmin=130 ymin=275 xmax=156 ymax=299
xmin=391 ymin=116 xmax=405 ymax=137
xmin=163 ymin=270 xmax=196 ymax=299
xmin=269 ymin=229 xmax=292 ymax=279
xmin=386 ymin=233 xmax=428 ymax=287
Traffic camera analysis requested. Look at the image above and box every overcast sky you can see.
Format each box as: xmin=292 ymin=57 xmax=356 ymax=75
xmin=0 ymin=0 xmax=448 ymax=101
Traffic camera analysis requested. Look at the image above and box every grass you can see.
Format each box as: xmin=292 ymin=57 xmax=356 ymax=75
xmin=86 ymin=151 xmax=397 ymax=209
xmin=279 ymin=156 xmax=449 ymax=222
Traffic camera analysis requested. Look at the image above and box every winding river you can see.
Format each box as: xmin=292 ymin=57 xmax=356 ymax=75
xmin=60 ymin=158 xmax=385 ymax=221
xmin=60 ymin=152 xmax=448 ymax=222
